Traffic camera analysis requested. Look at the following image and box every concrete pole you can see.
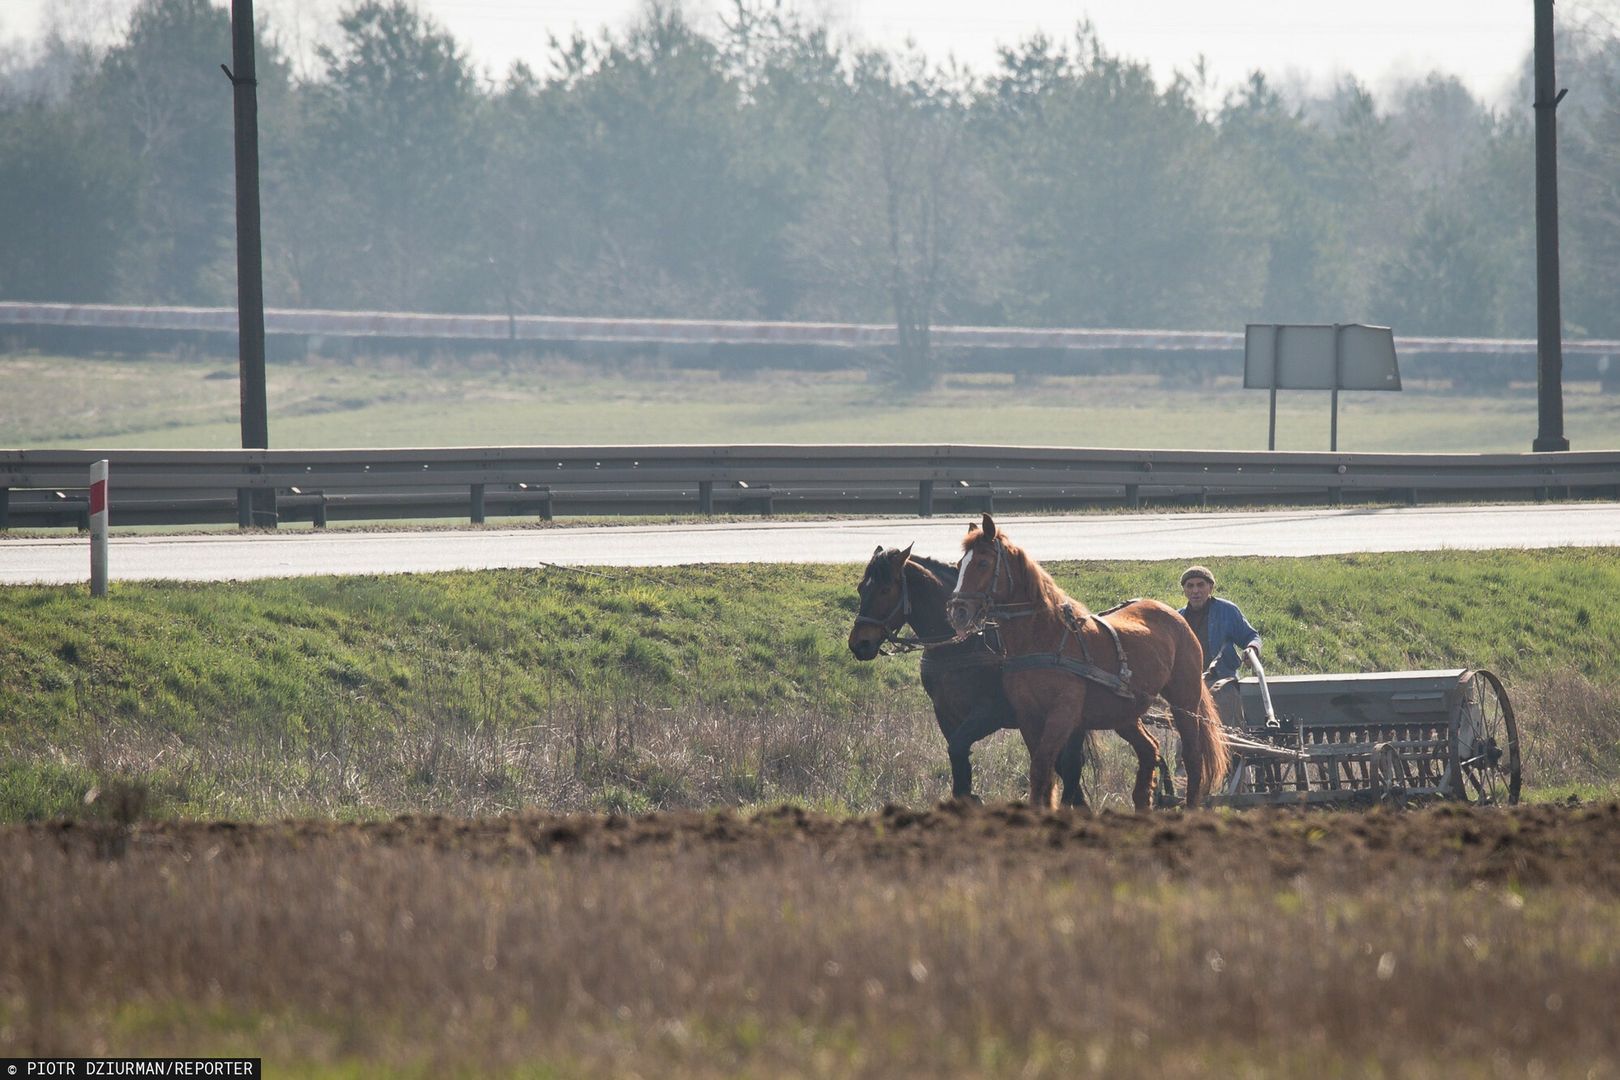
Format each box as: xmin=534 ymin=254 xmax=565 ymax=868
xmin=226 ymin=0 xmax=275 ymax=523
xmin=1532 ymin=0 xmax=1570 ymax=451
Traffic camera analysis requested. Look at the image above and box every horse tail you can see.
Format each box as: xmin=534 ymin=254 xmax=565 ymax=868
xmin=1165 ymin=610 xmax=1230 ymax=803
xmin=1190 ymin=676 xmax=1230 ymax=798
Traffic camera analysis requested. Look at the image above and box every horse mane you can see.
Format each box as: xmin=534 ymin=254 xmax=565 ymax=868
xmin=962 ymin=528 xmax=1090 ymax=618
xmin=904 ymin=552 xmax=958 ymax=589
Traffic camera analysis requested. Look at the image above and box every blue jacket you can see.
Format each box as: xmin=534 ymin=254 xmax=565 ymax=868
xmin=1178 ymin=596 xmax=1261 ymax=681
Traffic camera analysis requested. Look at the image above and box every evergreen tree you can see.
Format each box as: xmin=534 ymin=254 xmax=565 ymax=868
xmin=81 ymin=0 xmax=244 ymax=303
xmin=302 ymin=0 xmax=480 ymax=311
xmin=0 ymin=98 xmax=133 ymax=300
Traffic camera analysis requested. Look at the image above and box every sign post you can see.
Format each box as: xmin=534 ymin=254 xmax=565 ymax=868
xmin=90 ymin=459 xmax=108 ymax=597
xmin=1245 ymin=324 xmax=1402 ymax=451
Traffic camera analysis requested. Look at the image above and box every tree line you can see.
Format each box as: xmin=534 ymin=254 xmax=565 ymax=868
xmin=2 ymin=0 xmax=1618 ymax=384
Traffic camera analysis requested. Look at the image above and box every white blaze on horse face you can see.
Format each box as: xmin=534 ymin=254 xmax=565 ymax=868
xmin=952 ymin=549 xmax=973 ymax=596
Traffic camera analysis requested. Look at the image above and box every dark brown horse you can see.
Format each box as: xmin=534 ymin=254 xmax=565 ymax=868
xmin=847 ymin=544 xmax=1089 ymax=806
xmin=945 ymin=515 xmax=1229 ymax=811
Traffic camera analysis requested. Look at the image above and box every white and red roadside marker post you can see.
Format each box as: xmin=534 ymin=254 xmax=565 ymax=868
xmin=90 ymin=459 xmax=109 ymax=597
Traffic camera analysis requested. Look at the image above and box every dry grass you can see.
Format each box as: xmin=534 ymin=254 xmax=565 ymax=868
xmin=29 ymin=662 xmax=1619 ymax=823
xmin=1514 ymin=669 xmax=1620 ymax=799
xmin=2 ymin=814 xmax=1617 ymax=1077
xmin=40 ymin=690 xmax=1000 ymax=820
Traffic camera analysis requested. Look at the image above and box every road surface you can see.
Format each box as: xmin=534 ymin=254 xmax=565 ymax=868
xmin=1 ymin=503 xmax=1615 ymax=585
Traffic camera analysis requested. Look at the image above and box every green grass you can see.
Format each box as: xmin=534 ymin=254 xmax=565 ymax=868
xmin=1 ymin=548 xmax=1616 ymax=819
xmin=3 ymin=351 xmax=1618 ymax=451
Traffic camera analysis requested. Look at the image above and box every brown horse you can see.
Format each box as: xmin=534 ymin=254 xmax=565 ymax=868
xmin=847 ymin=544 xmax=1090 ymax=806
xmin=945 ymin=513 xmax=1229 ymax=811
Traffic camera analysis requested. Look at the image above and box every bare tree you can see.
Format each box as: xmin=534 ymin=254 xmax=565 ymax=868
xmin=791 ymin=51 xmax=1005 ymax=390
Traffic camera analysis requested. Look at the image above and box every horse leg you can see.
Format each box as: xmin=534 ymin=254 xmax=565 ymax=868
xmin=1119 ymin=720 xmax=1161 ymax=813
xmin=1177 ymin=707 xmax=1206 ymax=807
xmin=941 ymin=697 xmax=1005 ymax=803
xmin=933 ymin=702 xmax=972 ymax=799
xmin=1028 ymin=709 xmax=1079 ymax=811
xmin=1057 ymin=730 xmax=1088 ymax=808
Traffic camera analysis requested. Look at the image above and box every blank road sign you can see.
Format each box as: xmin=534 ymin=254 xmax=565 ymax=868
xmin=1244 ymin=324 xmax=1401 ymax=391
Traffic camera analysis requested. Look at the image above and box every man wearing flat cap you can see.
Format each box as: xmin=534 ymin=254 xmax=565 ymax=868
xmin=1178 ymin=565 xmax=1261 ymax=726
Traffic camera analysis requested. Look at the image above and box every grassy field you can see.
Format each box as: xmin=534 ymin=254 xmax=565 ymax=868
xmin=2 ymin=548 xmax=1616 ymax=821
xmin=4 ymin=546 xmax=1619 ymax=1076
xmin=3 ymin=350 xmax=1618 ymax=451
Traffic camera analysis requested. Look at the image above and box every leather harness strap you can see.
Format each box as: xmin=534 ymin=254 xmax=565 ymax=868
xmin=1002 ymin=651 xmax=1135 ymax=698
xmin=920 ymin=647 xmax=1005 ymax=673
xmin=1001 ymin=601 xmax=1138 ymax=700
xmin=916 ymin=539 xmax=1144 ymax=700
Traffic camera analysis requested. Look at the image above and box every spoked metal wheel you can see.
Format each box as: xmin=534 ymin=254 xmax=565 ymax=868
xmin=1454 ymin=669 xmax=1521 ymax=805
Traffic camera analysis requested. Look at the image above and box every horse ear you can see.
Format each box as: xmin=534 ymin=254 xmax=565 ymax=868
xmin=982 ymin=512 xmax=997 ymax=541
xmin=873 ymin=544 xmax=884 ymax=557
xmin=897 ymin=542 xmax=914 ymax=564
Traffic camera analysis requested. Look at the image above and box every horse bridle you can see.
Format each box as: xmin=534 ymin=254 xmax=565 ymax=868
xmin=855 ymin=554 xmax=971 ymax=654
xmin=949 ymin=538 xmax=1035 ymax=633
xmin=857 ymin=556 xmax=961 ymax=654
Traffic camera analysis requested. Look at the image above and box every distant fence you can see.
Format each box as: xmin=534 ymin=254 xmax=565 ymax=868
xmin=3 ymin=445 xmax=1617 ymax=530
xmin=3 ymin=303 xmax=1618 ymax=384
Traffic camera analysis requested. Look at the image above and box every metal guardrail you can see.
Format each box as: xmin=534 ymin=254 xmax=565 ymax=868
xmin=3 ymin=445 xmax=1617 ymax=529
xmin=4 ymin=302 xmax=1619 ymax=358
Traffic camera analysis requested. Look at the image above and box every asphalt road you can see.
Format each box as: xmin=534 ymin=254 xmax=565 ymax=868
xmin=1 ymin=503 xmax=1616 ymax=585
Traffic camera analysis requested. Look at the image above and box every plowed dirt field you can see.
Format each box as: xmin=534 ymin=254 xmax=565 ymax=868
xmin=20 ymin=799 xmax=1620 ymax=889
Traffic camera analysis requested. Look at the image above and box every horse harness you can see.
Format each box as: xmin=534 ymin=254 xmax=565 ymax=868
xmin=855 ymin=557 xmax=972 ymax=656
xmin=946 ymin=537 xmax=1141 ymax=698
xmin=1000 ymin=600 xmax=1138 ymax=700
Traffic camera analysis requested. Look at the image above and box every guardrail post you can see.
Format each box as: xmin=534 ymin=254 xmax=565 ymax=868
xmin=0 ymin=487 xmax=8 ymax=531
xmin=751 ymin=484 xmax=773 ymax=516
xmin=699 ymin=480 xmax=714 ymax=515
xmin=1125 ymin=484 xmax=1141 ymax=510
xmin=918 ymin=480 xmax=934 ymax=517
xmin=471 ymin=483 xmax=486 ymax=524
xmin=517 ymin=483 xmax=553 ymax=521
xmin=314 ymin=497 xmax=328 ymax=528
xmin=237 ymin=468 xmax=277 ymax=529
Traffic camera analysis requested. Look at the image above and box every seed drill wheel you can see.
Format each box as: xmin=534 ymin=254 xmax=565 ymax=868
xmin=1456 ymin=669 xmax=1521 ymax=805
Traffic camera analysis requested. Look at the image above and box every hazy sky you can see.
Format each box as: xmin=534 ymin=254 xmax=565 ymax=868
xmin=1 ymin=0 xmax=1569 ymax=106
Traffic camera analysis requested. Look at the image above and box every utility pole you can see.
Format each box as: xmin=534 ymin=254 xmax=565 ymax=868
xmin=224 ymin=0 xmax=274 ymax=524
xmin=1532 ymin=0 xmax=1569 ymax=451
